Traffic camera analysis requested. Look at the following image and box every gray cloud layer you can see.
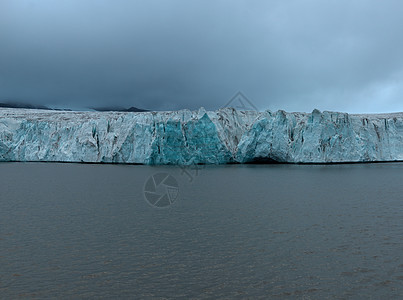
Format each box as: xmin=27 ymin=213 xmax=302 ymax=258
xmin=1 ymin=0 xmax=403 ymax=112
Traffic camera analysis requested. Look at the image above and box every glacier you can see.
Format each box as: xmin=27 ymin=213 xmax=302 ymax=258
xmin=1 ymin=107 xmax=403 ymax=164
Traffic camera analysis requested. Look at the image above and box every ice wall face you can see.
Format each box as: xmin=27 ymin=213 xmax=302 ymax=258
xmin=1 ymin=108 xmax=403 ymax=164
xmin=236 ymin=109 xmax=403 ymax=163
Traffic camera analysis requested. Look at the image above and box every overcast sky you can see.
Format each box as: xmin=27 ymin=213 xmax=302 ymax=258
xmin=1 ymin=0 xmax=403 ymax=112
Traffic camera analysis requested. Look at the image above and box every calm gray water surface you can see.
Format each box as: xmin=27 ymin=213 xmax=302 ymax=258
xmin=1 ymin=162 xmax=403 ymax=299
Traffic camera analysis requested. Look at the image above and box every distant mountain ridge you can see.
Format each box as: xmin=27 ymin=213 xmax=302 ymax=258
xmin=0 ymin=102 xmax=149 ymax=112
xmin=91 ymin=106 xmax=149 ymax=112
xmin=0 ymin=102 xmax=52 ymax=110
xmin=0 ymin=102 xmax=71 ymax=111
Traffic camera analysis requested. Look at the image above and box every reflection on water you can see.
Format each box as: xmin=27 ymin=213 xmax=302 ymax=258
xmin=1 ymin=162 xmax=403 ymax=298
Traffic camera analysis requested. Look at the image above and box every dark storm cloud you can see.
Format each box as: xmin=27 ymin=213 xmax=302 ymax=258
xmin=1 ymin=0 xmax=403 ymax=112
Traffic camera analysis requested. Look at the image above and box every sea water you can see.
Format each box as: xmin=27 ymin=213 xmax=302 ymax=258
xmin=1 ymin=162 xmax=403 ymax=298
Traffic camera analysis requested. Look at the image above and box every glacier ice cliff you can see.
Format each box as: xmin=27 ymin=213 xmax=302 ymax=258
xmin=1 ymin=107 xmax=403 ymax=164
